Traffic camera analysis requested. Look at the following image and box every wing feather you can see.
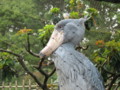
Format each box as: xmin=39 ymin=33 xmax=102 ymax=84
xmin=52 ymin=45 xmax=104 ymax=90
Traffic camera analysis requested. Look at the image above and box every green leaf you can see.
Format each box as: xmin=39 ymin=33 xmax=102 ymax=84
xmin=70 ymin=11 xmax=79 ymax=19
xmin=50 ymin=8 xmax=60 ymax=14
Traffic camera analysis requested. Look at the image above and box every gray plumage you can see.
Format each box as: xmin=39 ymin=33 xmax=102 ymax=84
xmin=52 ymin=43 xmax=104 ymax=90
xmin=55 ymin=18 xmax=86 ymax=45
xmin=47 ymin=17 xmax=105 ymax=90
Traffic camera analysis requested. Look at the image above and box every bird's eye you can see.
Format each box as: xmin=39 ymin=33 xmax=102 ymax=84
xmin=58 ymin=25 xmax=62 ymax=28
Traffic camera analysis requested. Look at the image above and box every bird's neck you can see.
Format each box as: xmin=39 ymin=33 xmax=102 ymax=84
xmin=61 ymin=42 xmax=75 ymax=50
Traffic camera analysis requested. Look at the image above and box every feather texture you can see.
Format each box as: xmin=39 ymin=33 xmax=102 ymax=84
xmin=41 ymin=17 xmax=105 ymax=90
xmin=51 ymin=43 xmax=104 ymax=90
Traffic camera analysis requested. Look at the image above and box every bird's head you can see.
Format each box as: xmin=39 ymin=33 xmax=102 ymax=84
xmin=39 ymin=17 xmax=89 ymax=58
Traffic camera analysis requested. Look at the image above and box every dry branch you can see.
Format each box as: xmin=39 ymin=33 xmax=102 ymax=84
xmin=25 ymin=33 xmax=56 ymax=90
xmin=25 ymin=33 xmax=39 ymax=58
xmin=0 ymin=49 xmax=43 ymax=88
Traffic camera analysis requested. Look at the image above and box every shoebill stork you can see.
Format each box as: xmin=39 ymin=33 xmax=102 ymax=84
xmin=39 ymin=17 xmax=105 ymax=90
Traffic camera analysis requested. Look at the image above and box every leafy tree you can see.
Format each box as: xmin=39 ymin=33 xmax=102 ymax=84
xmin=92 ymin=31 xmax=120 ymax=90
xmin=0 ymin=0 xmax=40 ymax=35
xmin=0 ymin=0 xmax=120 ymax=90
xmin=95 ymin=0 xmax=120 ymax=3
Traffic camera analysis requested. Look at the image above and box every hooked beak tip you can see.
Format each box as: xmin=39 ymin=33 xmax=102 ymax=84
xmin=39 ymin=52 xmax=46 ymax=59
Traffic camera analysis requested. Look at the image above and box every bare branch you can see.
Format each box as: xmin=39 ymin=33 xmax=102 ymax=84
xmin=36 ymin=58 xmax=48 ymax=77
xmin=33 ymin=58 xmax=56 ymax=90
xmin=43 ymin=67 xmax=56 ymax=89
xmin=0 ymin=49 xmax=21 ymax=57
xmin=38 ymin=58 xmax=45 ymax=69
xmin=35 ymin=57 xmax=56 ymax=89
xmin=0 ymin=32 xmax=56 ymax=90
xmin=25 ymin=33 xmax=48 ymax=76
xmin=25 ymin=33 xmax=56 ymax=89
xmin=48 ymin=68 xmax=56 ymax=77
xmin=0 ymin=49 xmax=43 ymax=88
xmin=25 ymin=33 xmax=39 ymax=58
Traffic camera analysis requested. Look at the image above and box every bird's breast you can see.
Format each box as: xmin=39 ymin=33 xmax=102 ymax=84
xmin=50 ymin=45 xmax=104 ymax=90
xmin=51 ymin=46 xmax=88 ymax=84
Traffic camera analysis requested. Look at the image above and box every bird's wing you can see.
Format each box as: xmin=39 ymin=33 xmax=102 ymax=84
xmin=72 ymin=51 xmax=104 ymax=90
xmin=52 ymin=46 xmax=104 ymax=90
xmin=53 ymin=47 xmax=88 ymax=90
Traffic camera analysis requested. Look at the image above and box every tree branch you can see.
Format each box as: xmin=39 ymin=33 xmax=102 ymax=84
xmin=0 ymin=49 xmax=21 ymax=57
xmin=25 ymin=33 xmax=39 ymax=58
xmin=0 ymin=49 xmax=43 ymax=88
xmin=48 ymin=68 xmax=56 ymax=77
xmin=25 ymin=33 xmax=56 ymax=89
xmin=35 ymin=58 xmax=56 ymax=89
xmin=108 ymin=74 xmax=120 ymax=90
xmin=102 ymin=67 xmax=115 ymax=75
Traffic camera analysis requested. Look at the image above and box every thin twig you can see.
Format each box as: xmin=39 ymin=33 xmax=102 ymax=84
xmin=102 ymin=67 xmax=115 ymax=75
xmin=0 ymin=49 xmax=43 ymax=88
xmin=38 ymin=58 xmax=45 ymax=69
xmin=25 ymin=33 xmax=56 ymax=90
xmin=25 ymin=33 xmax=39 ymax=58
xmin=108 ymin=74 xmax=120 ymax=90
xmin=48 ymin=68 xmax=56 ymax=77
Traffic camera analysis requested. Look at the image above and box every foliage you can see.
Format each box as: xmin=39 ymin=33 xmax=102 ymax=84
xmin=0 ymin=52 xmax=17 ymax=81
xmin=85 ymin=8 xmax=98 ymax=16
xmin=69 ymin=0 xmax=76 ymax=8
xmin=0 ymin=0 xmax=120 ymax=89
xmin=17 ymin=29 xmax=33 ymax=35
xmin=69 ymin=0 xmax=83 ymax=11
xmin=84 ymin=8 xmax=99 ymax=30
xmin=0 ymin=53 xmax=11 ymax=69
xmin=38 ymin=25 xmax=55 ymax=46
xmin=95 ymin=40 xmax=105 ymax=47
xmin=92 ymin=31 xmax=120 ymax=88
xmin=44 ymin=7 xmax=61 ymax=24
xmin=70 ymin=11 xmax=79 ymax=18
xmin=50 ymin=8 xmax=60 ymax=14
xmin=0 ymin=0 xmax=40 ymax=35
xmin=117 ymin=13 xmax=120 ymax=24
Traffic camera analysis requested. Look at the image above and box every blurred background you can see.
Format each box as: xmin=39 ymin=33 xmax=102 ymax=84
xmin=0 ymin=0 xmax=120 ymax=90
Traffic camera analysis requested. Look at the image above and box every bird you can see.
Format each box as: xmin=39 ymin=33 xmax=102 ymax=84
xmin=39 ymin=17 xmax=105 ymax=90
